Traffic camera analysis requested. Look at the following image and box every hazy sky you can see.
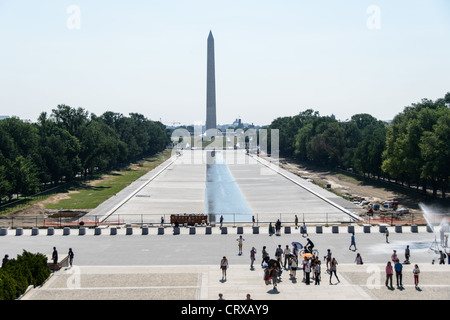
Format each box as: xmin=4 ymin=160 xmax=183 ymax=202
xmin=0 ymin=1 xmax=449 ymax=126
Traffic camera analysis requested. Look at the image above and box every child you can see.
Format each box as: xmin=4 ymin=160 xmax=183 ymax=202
xmin=413 ymin=264 xmax=420 ymax=289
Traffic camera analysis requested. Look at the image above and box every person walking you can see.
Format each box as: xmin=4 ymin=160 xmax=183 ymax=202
xmin=385 ymin=228 xmax=389 ymax=243
xmin=349 ymin=232 xmax=357 ymax=251
xmin=283 ymin=245 xmax=290 ymax=269
xmin=325 ymin=249 xmax=332 ymax=272
xmin=275 ymin=245 xmax=283 ymax=267
xmin=294 ymin=215 xmax=298 ymax=229
xmin=68 ymin=248 xmax=74 ymax=267
xmin=413 ymin=264 xmax=420 ymax=289
xmin=314 ymin=260 xmax=321 ymax=285
xmin=385 ymin=261 xmax=393 ymax=289
xmin=439 ymin=251 xmax=446 ymax=265
xmin=261 ymin=246 xmax=269 ymax=267
xmin=219 ymin=215 xmax=224 ymax=229
xmin=236 ymin=235 xmax=245 ymax=255
xmin=250 ymin=247 xmax=256 ymax=269
xmin=220 ymin=256 xmax=229 ymax=281
xmin=394 ymin=259 xmax=403 ymax=289
xmin=329 ymin=258 xmax=340 ymax=284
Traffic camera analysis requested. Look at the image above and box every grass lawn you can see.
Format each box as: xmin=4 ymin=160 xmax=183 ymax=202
xmin=44 ymin=149 xmax=173 ymax=210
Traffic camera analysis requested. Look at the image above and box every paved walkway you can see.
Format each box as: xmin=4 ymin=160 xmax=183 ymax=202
xmin=22 ymin=263 xmax=449 ymax=300
xmin=12 ymin=225 xmax=449 ymax=300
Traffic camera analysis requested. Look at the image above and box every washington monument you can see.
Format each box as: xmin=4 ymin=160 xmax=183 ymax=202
xmin=206 ymin=31 xmax=217 ymax=130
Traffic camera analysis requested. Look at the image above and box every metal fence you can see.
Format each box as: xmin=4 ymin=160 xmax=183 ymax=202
xmin=0 ymin=212 xmax=363 ymax=229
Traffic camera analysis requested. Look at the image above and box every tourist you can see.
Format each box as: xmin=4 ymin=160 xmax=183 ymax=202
xmin=329 ymin=258 xmax=340 ymax=284
xmin=275 ymin=219 xmax=281 ymax=236
xmin=275 ymin=245 xmax=283 ymax=267
xmin=52 ymin=247 xmax=58 ymax=265
xmin=391 ymin=250 xmax=398 ymax=263
xmin=270 ymin=262 xmax=279 ymax=291
xmin=250 ymin=247 xmax=256 ymax=269
xmin=305 ymin=238 xmax=314 ymax=254
xmin=385 ymin=228 xmax=389 ymax=243
xmin=349 ymin=232 xmax=357 ymax=251
xmin=438 ymin=251 xmax=446 ymax=264
xmin=445 ymin=247 xmax=450 ymax=264
xmin=290 ymin=255 xmax=298 ymax=280
xmin=304 ymin=258 xmax=311 ymax=285
xmin=355 ymin=253 xmax=363 ymax=265
xmin=404 ymin=245 xmax=410 ymax=264
xmin=301 ymin=222 xmax=308 ymax=237
xmin=394 ymin=259 xmax=403 ymax=288
xmin=413 ymin=264 xmax=420 ymax=289
xmin=1 ymin=254 xmax=9 ymax=268
xmin=220 ymin=215 xmax=224 ymax=228
xmin=268 ymin=223 xmax=274 ymax=236
xmin=314 ymin=260 xmax=321 ymax=285
xmin=261 ymin=246 xmax=269 ymax=267
xmin=294 ymin=215 xmax=299 ymax=229
xmin=325 ymin=249 xmax=332 ymax=271
xmin=236 ymin=235 xmax=245 ymax=255
xmin=220 ymin=256 xmax=229 ymax=281
xmin=263 ymin=264 xmax=270 ymax=286
xmin=68 ymin=248 xmax=74 ymax=267
xmin=283 ymin=245 xmax=290 ymax=268
xmin=292 ymin=244 xmax=299 ymax=259
xmin=385 ymin=261 xmax=393 ymax=289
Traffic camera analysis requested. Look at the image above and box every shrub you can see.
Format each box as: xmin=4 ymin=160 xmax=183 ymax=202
xmin=0 ymin=250 xmax=51 ymax=300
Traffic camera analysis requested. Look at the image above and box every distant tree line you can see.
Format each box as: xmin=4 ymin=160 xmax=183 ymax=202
xmin=0 ymin=105 xmax=170 ymax=202
xmin=269 ymin=92 xmax=450 ymax=198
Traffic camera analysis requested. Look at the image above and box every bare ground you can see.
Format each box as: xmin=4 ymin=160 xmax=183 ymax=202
xmin=2 ymin=156 xmax=432 ymax=228
xmin=277 ymin=157 xmax=427 ymax=225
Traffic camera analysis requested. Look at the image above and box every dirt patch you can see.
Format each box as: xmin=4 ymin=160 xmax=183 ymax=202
xmin=277 ymin=157 xmax=425 ymax=224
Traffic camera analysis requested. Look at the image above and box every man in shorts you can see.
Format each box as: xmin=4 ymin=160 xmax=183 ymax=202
xmin=236 ymin=235 xmax=245 ymax=255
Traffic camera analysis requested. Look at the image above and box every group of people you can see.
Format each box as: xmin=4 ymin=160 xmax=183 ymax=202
xmin=268 ymin=219 xmax=283 ymax=236
xmin=250 ymin=242 xmax=341 ymax=290
xmin=386 ymin=249 xmax=420 ymax=290
xmin=51 ymin=247 xmax=75 ymax=270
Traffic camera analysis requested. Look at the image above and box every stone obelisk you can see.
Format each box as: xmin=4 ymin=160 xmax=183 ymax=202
xmin=206 ymin=31 xmax=217 ymax=130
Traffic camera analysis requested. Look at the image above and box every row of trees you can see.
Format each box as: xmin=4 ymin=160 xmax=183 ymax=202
xmin=0 ymin=105 xmax=170 ymax=202
xmin=269 ymin=92 xmax=450 ymax=198
xmin=0 ymin=251 xmax=51 ymax=300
